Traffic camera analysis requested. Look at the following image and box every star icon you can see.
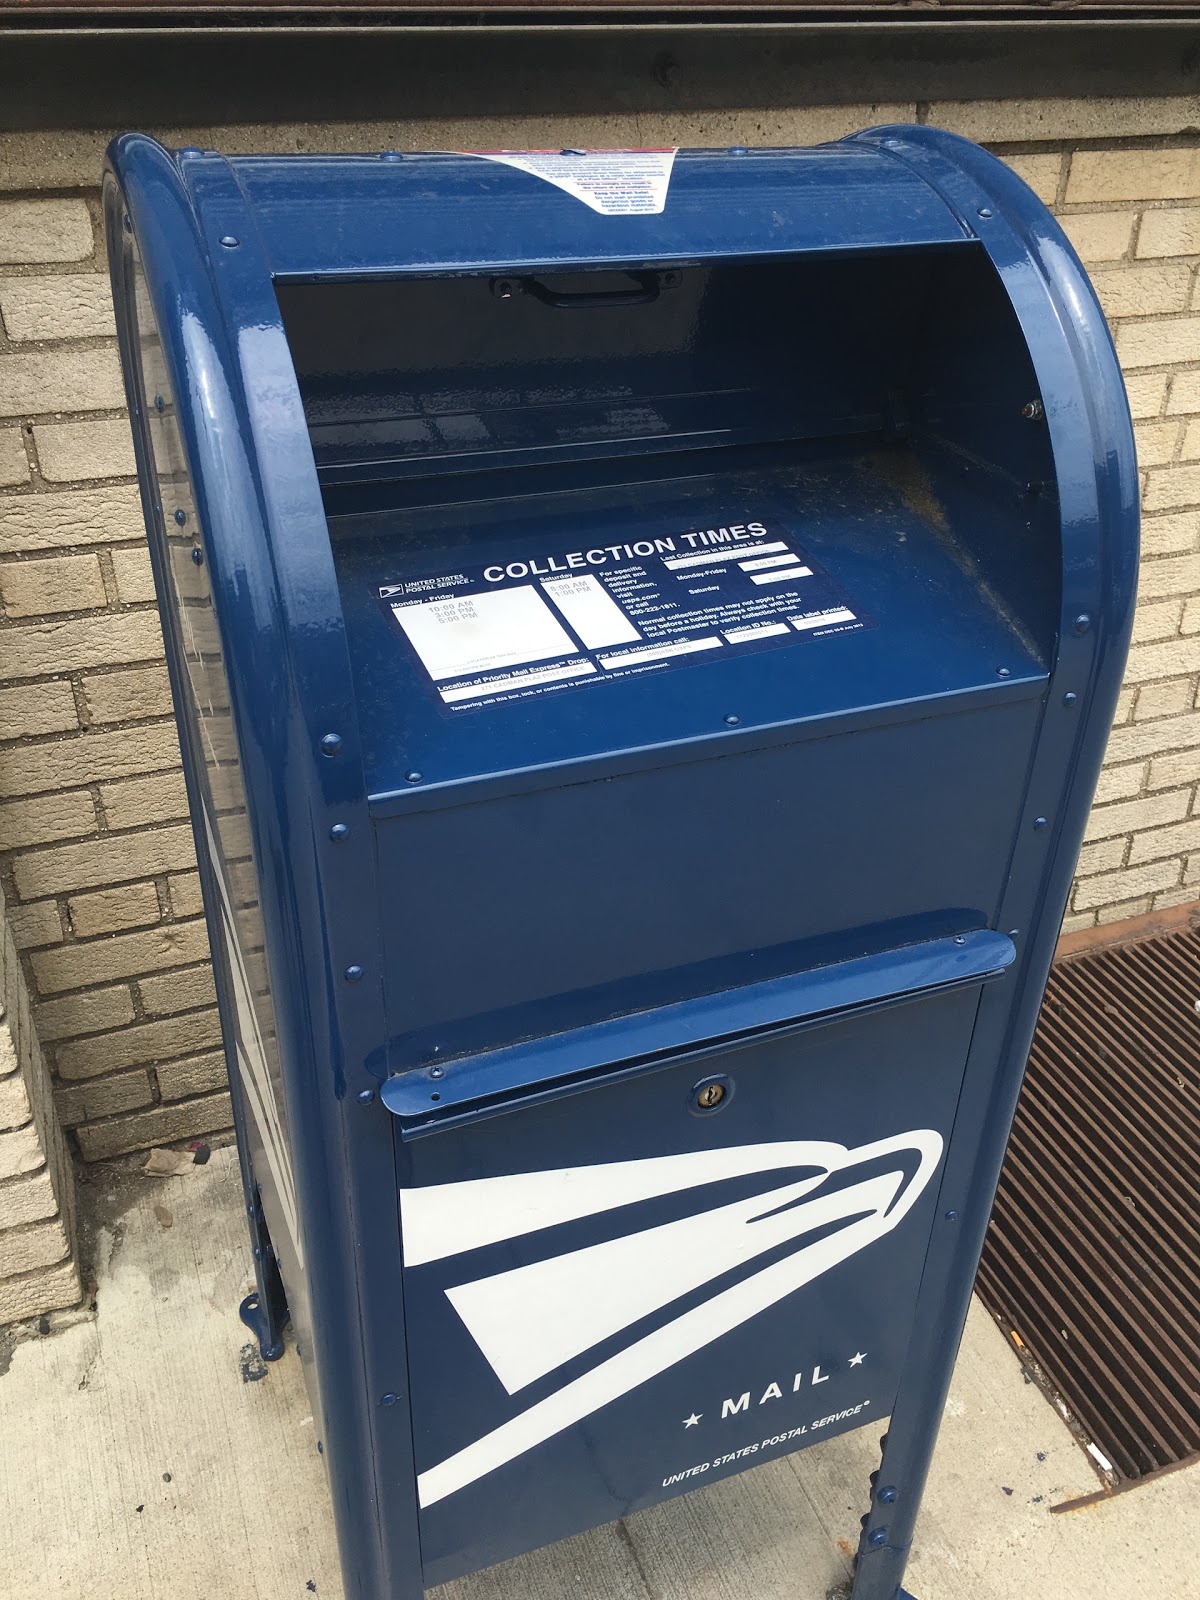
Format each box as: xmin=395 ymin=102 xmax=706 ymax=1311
xmin=849 ymin=1351 xmax=867 ymax=1367
xmin=683 ymin=1412 xmax=703 ymax=1428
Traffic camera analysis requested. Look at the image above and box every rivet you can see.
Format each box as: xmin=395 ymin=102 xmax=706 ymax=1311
xmin=724 ymin=714 xmax=740 ymax=726
xmin=380 ymin=151 xmax=404 ymax=161
xmin=174 ymin=509 xmax=188 ymax=526
xmin=405 ymin=770 xmax=423 ymax=783
xmin=191 ymin=547 xmax=203 ymax=566
xmin=867 ymin=1529 xmax=888 ymax=1548
xmin=381 ymin=1392 xmax=399 ymax=1406
xmin=1074 ymin=614 xmax=1091 ymax=635
xmin=178 ymin=146 xmax=203 ymax=158
xmin=356 ymin=1088 xmax=375 ymax=1105
xmin=877 ymin=1486 xmax=898 ymax=1505
xmin=996 ymin=667 xmax=1011 ymax=678
xmin=729 ymin=145 xmax=748 ymax=155
xmin=252 ymin=1247 xmax=262 ymax=1260
xmin=561 ymin=148 xmax=586 ymax=156
xmin=123 ymin=213 xmax=133 ymax=234
xmin=154 ymin=395 xmax=165 ymax=412
xmin=317 ymin=1441 xmax=323 ymax=1454
xmin=219 ymin=235 xmax=240 ymax=249
xmin=321 ymin=733 xmax=343 ymax=757
xmin=1033 ymin=816 xmax=1048 ymax=830
xmin=1063 ymin=691 xmax=1078 ymax=706
xmin=977 ymin=207 xmax=993 ymax=219
xmin=945 ymin=1210 xmax=959 ymax=1221
xmin=329 ymin=823 xmax=349 ymax=841
xmin=344 ymin=964 xmax=364 ymax=983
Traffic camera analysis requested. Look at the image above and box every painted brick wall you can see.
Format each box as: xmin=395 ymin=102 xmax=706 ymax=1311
xmin=1006 ymin=143 xmax=1200 ymax=934
xmin=2 ymin=105 xmax=1200 ymax=1161
xmin=0 ymin=196 xmax=231 ymax=1161
xmin=0 ymin=879 xmax=81 ymax=1324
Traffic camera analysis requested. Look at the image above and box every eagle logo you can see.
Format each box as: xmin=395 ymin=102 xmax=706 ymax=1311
xmin=402 ymin=1129 xmax=943 ymax=1507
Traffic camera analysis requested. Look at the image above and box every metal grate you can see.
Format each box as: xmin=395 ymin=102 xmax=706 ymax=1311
xmin=976 ymin=926 xmax=1200 ymax=1490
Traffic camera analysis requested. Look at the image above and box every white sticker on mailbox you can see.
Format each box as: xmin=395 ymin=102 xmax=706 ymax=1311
xmin=464 ymin=149 xmax=678 ymax=215
xmin=394 ymin=586 xmax=579 ymax=683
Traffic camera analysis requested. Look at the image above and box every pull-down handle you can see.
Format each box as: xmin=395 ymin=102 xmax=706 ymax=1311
xmin=491 ymin=269 xmax=681 ymax=310
xmin=381 ymin=928 xmax=1015 ymax=1138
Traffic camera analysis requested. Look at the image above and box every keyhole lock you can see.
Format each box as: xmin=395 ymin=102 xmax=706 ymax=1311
xmin=689 ymin=1074 xmax=735 ymax=1115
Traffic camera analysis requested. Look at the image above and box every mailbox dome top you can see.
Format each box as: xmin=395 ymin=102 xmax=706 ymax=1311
xmin=114 ymin=137 xmax=979 ymax=280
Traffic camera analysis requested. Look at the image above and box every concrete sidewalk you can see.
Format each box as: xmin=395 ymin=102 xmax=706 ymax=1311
xmin=1 ymin=1144 xmax=1194 ymax=1600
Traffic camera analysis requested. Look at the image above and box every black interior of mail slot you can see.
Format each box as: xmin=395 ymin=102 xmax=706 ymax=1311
xmin=276 ymin=242 xmax=1062 ymax=801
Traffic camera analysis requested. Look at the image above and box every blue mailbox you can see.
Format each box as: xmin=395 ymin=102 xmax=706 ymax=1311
xmin=106 ymin=132 xmax=1137 ymax=1600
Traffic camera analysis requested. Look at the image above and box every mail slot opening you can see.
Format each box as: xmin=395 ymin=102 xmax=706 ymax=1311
xmin=274 ymin=241 xmax=1059 ymax=811
xmin=278 ymin=251 xmax=950 ymax=482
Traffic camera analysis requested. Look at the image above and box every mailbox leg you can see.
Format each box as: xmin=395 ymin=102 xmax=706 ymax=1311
xmin=190 ymin=856 xmax=290 ymax=1364
xmin=847 ymin=1343 xmax=966 ymax=1600
xmin=237 ymin=1186 xmax=289 ymax=1361
xmin=847 ymin=1220 xmax=986 ymax=1600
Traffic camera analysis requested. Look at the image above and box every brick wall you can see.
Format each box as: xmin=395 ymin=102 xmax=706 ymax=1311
xmin=1016 ymin=144 xmax=1200 ymax=933
xmin=2 ymin=106 xmax=1200 ymax=1161
xmin=0 ymin=880 xmax=81 ymax=1324
xmin=0 ymin=195 xmax=231 ymax=1161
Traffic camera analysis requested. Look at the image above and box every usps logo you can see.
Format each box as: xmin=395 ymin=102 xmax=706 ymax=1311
xmin=402 ymin=1129 xmax=943 ymax=1507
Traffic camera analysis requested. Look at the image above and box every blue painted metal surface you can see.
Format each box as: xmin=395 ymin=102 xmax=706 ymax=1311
xmin=233 ymin=145 xmax=967 ymax=278
xmin=105 ymin=127 xmax=1137 ymax=1600
xmin=381 ymin=928 xmax=1016 ymax=1132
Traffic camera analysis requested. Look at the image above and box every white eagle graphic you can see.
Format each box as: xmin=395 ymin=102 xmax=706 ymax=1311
xmin=402 ymin=1130 xmax=943 ymax=1507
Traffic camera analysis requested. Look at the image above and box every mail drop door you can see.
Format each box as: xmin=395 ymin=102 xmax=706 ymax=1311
xmin=106 ymin=128 xmax=1137 ymax=1600
xmin=401 ymin=983 xmax=986 ymax=1580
